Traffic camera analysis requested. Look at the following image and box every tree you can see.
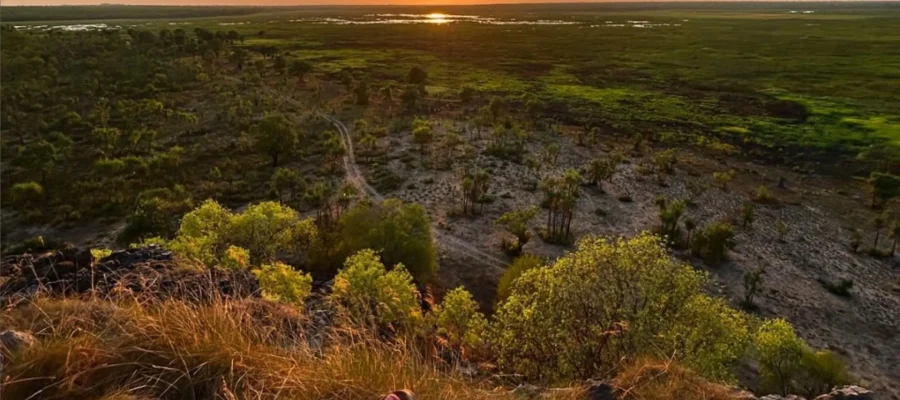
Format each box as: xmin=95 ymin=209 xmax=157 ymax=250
xmin=10 ymin=181 xmax=44 ymax=206
xmin=336 ymin=199 xmax=437 ymax=283
xmin=270 ymin=167 xmax=305 ymax=205
xmin=15 ymin=140 xmax=58 ymax=184
xmin=742 ymin=268 xmax=766 ymax=309
xmin=741 ymin=202 xmax=756 ymax=228
xmin=412 ymin=124 xmax=434 ymax=158
xmin=713 ymin=170 xmax=735 ymax=190
xmin=657 ymin=198 xmax=686 ymax=244
xmin=540 ymin=170 xmax=581 ymax=243
xmin=491 ymin=233 xmax=749 ymax=383
xmin=288 ymin=60 xmax=312 ymax=81
xmin=250 ymin=114 xmax=298 ymax=167
xmin=684 ymin=216 xmax=697 ymax=247
xmin=867 ymin=171 xmax=900 ymax=208
xmin=407 ymin=66 xmax=428 ymax=84
xmin=354 ymin=79 xmax=369 ymax=105
xmin=273 ymin=55 xmax=287 ymax=75
xmin=872 ymin=212 xmax=887 ymax=250
xmin=496 ymin=206 xmax=539 ymax=256
xmin=228 ymin=48 xmax=247 ymax=70
xmin=227 ymin=201 xmax=300 ymax=263
xmin=891 ymin=221 xmax=900 ymax=256
xmin=459 ymin=86 xmax=476 ymax=105
xmin=691 ymin=222 xmax=736 ymax=265
xmin=496 ymin=254 xmax=542 ymax=303
xmin=460 ymin=168 xmax=490 ymax=216
xmin=488 ymin=96 xmax=504 ymax=122
xmin=331 ymin=249 xmax=422 ymax=331
xmin=436 ymin=287 xmax=487 ymax=356
xmin=254 ymin=262 xmax=313 ymax=309
xmin=544 ymin=143 xmax=560 ymax=166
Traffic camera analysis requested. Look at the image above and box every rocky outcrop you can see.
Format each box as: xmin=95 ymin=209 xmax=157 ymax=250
xmin=1 ymin=245 xmax=259 ymax=301
xmin=0 ymin=330 xmax=34 ymax=353
xmin=749 ymin=386 xmax=874 ymax=400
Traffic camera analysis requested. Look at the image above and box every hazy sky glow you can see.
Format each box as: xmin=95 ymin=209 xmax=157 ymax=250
xmin=1 ymin=0 xmax=863 ymax=5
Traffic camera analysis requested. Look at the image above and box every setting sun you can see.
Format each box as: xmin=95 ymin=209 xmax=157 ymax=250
xmin=424 ymin=12 xmax=449 ymax=23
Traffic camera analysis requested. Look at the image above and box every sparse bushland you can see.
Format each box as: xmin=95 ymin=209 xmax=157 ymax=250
xmin=1 ymin=231 xmax=851 ymax=399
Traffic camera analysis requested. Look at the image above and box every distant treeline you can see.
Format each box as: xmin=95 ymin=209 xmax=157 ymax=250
xmin=0 ymin=5 xmax=290 ymax=22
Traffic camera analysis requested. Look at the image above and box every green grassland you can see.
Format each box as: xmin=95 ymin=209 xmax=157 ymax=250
xmin=2 ymin=2 xmax=899 ymax=242
xmin=60 ymin=2 xmax=895 ymax=152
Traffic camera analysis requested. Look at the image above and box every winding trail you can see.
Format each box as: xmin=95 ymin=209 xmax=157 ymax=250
xmin=320 ymin=113 xmax=509 ymax=271
xmin=224 ymin=75 xmax=508 ymax=270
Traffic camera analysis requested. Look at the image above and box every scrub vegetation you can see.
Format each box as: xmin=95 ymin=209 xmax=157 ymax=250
xmin=1 ymin=3 xmax=899 ymax=400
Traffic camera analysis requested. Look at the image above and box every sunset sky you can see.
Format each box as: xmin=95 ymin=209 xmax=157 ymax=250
xmin=1 ymin=0 xmax=852 ymax=6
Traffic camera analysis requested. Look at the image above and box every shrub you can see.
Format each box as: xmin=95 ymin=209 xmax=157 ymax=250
xmin=753 ymin=185 xmax=776 ymax=203
xmin=491 ymin=233 xmax=748 ymax=383
xmin=656 ymin=198 xmax=686 ymax=244
xmin=796 ymin=350 xmax=850 ymax=398
xmin=692 ymin=222 xmax=736 ymax=265
xmin=435 ymin=287 xmax=487 ymax=354
xmin=742 ymin=268 xmax=766 ymax=309
xmin=741 ymin=202 xmax=756 ymax=228
xmin=222 ymin=245 xmax=251 ymax=271
xmin=10 ymin=181 xmax=44 ymax=205
xmin=253 ymin=262 xmax=312 ymax=308
xmin=496 ymin=254 xmax=543 ymax=303
xmin=331 ymin=249 xmax=422 ymax=331
xmin=90 ymin=248 xmax=113 ymax=260
xmin=754 ymin=319 xmax=805 ymax=395
xmin=496 ymin=206 xmax=538 ymax=256
xmin=818 ymin=277 xmax=853 ymax=297
xmin=335 ymin=199 xmax=437 ymax=283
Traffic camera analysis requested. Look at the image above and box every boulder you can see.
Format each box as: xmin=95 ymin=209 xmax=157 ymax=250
xmin=815 ymin=386 xmax=874 ymax=400
xmin=0 ymin=330 xmax=35 ymax=353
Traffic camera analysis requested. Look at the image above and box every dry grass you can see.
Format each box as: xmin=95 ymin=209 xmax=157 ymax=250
xmin=612 ymin=358 xmax=739 ymax=400
xmin=0 ymin=295 xmax=578 ymax=400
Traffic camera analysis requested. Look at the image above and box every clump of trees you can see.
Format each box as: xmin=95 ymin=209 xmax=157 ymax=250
xmin=459 ymin=168 xmax=490 ymax=216
xmin=540 ymin=169 xmax=582 ymax=243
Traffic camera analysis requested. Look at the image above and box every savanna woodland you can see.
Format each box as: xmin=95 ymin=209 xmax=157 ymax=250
xmin=1 ymin=3 xmax=899 ymax=400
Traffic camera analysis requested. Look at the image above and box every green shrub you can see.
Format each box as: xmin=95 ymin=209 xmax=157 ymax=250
xmin=253 ymin=262 xmax=312 ymax=308
xmin=331 ymin=249 xmax=422 ymax=331
xmin=753 ymin=319 xmax=850 ymax=397
xmin=334 ymin=199 xmax=437 ymax=283
xmin=496 ymin=254 xmax=543 ymax=303
xmin=692 ymin=222 xmax=736 ymax=265
xmin=491 ymin=233 xmax=748 ymax=383
xmin=753 ymin=185 xmax=776 ymax=203
xmin=818 ymin=277 xmax=853 ymax=297
xmin=90 ymin=248 xmax=113 ymax=260
xmin=435 ymin=287 xmax=487 ymax=354
xmin=796 ymin=349 xmax=850 ymax=398
xmin=754 ymin=319 xmax=805 ymax=396
xmin=496 ymin=206 xmax=538 ymax=256
xmin=222 ymin=245 xmax=250 ymax=271
xmin=10 ymin=181 xmax=44 ymax=205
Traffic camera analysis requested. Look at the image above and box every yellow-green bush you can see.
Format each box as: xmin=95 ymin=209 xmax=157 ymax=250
xmin=253 ymin=261 xmax=312 ymax=308
xmin=435 ymin=287 xmax=487 ymax=353
xmin=495 ymin=254 xmax=543 ymax=303
xmin=331 ymin=249 xmax=422 ymax=331
xmin=491 ymin=233 xmax=749 ymax=383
